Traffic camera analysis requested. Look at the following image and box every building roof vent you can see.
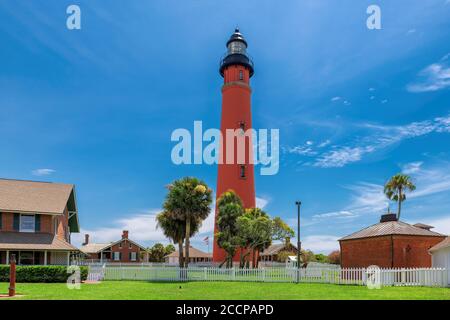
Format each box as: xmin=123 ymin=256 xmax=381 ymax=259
xmin=380 ymin=213 xmax=398 ymax=223
xmin=413 ymin=223 xmax=434 ymax=231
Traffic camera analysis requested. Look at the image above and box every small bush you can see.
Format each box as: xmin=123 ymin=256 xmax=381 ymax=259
xmin=0 ymin=265 xmax=88 ymax=283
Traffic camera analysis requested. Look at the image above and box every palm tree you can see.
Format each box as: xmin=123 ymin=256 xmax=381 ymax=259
xmin=156 ymin=210 xmax=201 ymax=267
xmin=163 ymin=177 xmax=212 ymax=267
xmin=216 ymin=190 xmax=244 ymax=268
xmin=384 ymin=173 xmax=416 ymax=220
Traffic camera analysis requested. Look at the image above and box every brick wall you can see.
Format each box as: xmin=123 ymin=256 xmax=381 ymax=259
xmin=110 ymin=239 xmax=142 ymax=262
xmin=340 ymin=235 xmax=446 ymax=268
xmin=340 ymin=236 xmax=393 ymax=268
xmin=392 ymin=235 xmax=445 ymax=268
xmin=0 ymin=212 xmax=53 ymax=233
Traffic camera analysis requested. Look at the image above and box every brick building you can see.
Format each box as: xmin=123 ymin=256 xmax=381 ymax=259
xmin=339 ymin=214 xmax=446 ymax=268
xmin=80 ymin=230 xmax=148 ymax=263
xmin=0 ymin=179 xmax=80 ymax=265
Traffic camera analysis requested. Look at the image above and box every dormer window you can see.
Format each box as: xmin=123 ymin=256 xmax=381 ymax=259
xmin=20 ymin=214 xmax=35 ymax=233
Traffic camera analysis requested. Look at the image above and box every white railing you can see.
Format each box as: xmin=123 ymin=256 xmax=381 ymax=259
xmin=86 ymin=265 xmax=449 ymax=287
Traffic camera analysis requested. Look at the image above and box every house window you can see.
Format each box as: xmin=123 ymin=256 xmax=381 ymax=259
xmin=130 ymin=252 xmax=137 ymax=261
xmin=114 ymin=252 xmax=120 ymax=261
xmin=129 ymin=243 xmax=132 ymax=249
xmin=240 ymin=165 xmax=246 ymax=178
xmin=239 ymin=70 xmax=244 ymax=80
xmin=119 ymin=242 xmax=122 ymax=249
xmin=20 ymin=215 xmax=35 ymax=233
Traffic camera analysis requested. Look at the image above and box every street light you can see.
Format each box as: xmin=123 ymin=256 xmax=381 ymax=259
xmin=295 ymin=201 xmax=302 ymax=283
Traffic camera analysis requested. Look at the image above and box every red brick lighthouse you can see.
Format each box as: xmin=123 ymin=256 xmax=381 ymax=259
xmin=213 ymin=29 xmax=256 ymax=263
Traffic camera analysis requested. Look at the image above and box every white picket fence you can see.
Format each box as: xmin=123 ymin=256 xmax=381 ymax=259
xmin=86 ymin=265 xmax=449 ymax=287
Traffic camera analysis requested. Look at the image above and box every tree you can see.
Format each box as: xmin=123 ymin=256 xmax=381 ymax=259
xmin=384 ymin=173 xmax=416 ymax=220
xmin=165 ymin=244 xmax=175 ymax=256
xmin=148 ymin=243 xmax=166 ymax=262
xmin=328 ymin=250 xmax=340 ymax=265
xmin=272 ymin=216 xmax=295 ymax=244
xmin=216 ymin=190 xmax=244 ymax=268
xmin=156 ymin=210 xmax=201 ymax=267
xmin=237 ymin=208 xmax=272 ymax=268
xmin=163 ymin=177 xmax=213 ymax=267
xmin=314 ymin=253 xmax=329 ymax=264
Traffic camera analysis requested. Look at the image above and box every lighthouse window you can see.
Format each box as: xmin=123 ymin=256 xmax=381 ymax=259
xmin=228 ymin=41 xmax=246 ymax=55
xmin=239 ymin=70 xmax=244 ymax=80
xmin=240 ymin=165 xmax=246 ymax=178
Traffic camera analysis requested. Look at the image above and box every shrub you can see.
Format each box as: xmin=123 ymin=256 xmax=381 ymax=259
xmin=0 ymin=265 xmax=88 ymax=283
xmin=328 ymin=250 xmax=341 ymax=265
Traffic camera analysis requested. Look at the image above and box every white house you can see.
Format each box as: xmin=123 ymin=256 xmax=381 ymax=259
xmin=429 ymin=237 xmax=450 ymax=285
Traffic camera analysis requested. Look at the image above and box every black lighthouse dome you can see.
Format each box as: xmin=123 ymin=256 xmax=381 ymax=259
xmin=220 ymin=28 xmax=254 ymax=77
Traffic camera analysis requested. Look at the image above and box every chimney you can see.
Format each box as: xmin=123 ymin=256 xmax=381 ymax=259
xmin=83 ymin=234 xmax=89 ymax=246
xmin=122 ymin=230 xmax=129 ymax=239
xmin=380 ymin=213 xmax=398 ymax=223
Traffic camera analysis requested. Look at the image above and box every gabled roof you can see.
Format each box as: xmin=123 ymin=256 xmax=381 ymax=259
xmin=260 ymin=243 xmax=298 ymax=256
xmin=80 ymin=238 xmax=148 ymax=254
xmin=0 ymin=178 xmax=80 ymax=232
xmin=166 ymin=246 xmax=211 ymax=258
xmin=80 ymin=243 xmax=111 ymax=254
xmin=339 ymin=220 xmax=445 ymax=241
xmin=429 ymin=237 xmax=450 ymax=253
xmin=0 ymin=231 xmax=78 ymax=251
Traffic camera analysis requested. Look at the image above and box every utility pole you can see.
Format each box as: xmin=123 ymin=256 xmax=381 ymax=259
xmin=295 ymin=201 xmax=302 ymax=283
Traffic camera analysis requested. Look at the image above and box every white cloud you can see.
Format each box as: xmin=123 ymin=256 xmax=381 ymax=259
xmin=301 ymin=235 xmax=340 ymax=254
xmin=312 ymin=114 xmax=450 ymax=168
xmin=32 ymin=168 xmax=55 ymax=176
xmin=424 ymin=216 xmax=450 ymax=235
xmin=313 ymin=146 xmax=373 ymax=168
xmin=256 ymin=196 xmax=269 ymax=209
xmin=72 ymin=208 xmax=217 ymax=248
xmin=312 ymin=210 xmax=356 ymax=219
xmin=317 ymin=140 xmax=331 ymax=148
xmin=331 ymin=96 xmax=341 ymax=102
xmin=402 ymin=161 xmax=423 ymax=174
xmin=407 ymin=58 xmax=450 ymax=92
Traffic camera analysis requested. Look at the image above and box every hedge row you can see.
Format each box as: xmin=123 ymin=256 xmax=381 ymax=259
xmin=0 ymin=265 xmax=88 ymax=283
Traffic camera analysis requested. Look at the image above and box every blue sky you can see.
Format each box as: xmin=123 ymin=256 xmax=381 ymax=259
xmin=1 ymin=1 xmax=449 ymax=253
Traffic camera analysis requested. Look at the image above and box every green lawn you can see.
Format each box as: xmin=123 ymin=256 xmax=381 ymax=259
xmin=1 ymin=281 xmax=449 ymax=300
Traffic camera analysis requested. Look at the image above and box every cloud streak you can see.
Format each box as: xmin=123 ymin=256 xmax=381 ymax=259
xmin=286 ymin=114 xmax=450 ymax=168
xmin=407 ymin=54 xmax=450 ymax=92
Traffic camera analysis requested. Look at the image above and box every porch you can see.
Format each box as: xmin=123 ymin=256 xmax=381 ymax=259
xmin=0 ymin=250 xmax=73 ymax=266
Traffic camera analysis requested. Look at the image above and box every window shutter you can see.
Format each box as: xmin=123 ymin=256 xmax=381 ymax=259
xmin=119 ymin=252 xmax=122 ymax=261
xmin=0 ymin=212 xmax=2 ymax=229
xmin=35 ymin=215 xmax=41 ymax=232
xmin=13 ymin=213 xmax=20 ymax=231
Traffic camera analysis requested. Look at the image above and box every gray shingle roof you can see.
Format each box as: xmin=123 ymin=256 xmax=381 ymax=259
xmin=0 ymin=179 xmax=74 ymax=214
xmin=339 ymin=220 xmax=445 ymax=241
xmin=0 ymin=231 xmax=78 ymax=251
xmin=166 ymin=246 xmax=211 ymax=258
xmin=260 ymin=243 xmax=298 ymax=256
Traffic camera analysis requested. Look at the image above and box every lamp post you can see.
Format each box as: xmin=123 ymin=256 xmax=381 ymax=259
xmin=295 ymin=201 xmax=302 ymax=283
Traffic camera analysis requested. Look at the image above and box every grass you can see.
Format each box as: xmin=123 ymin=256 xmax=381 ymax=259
xmin=0 ymin=281 xmax=449 ymax=300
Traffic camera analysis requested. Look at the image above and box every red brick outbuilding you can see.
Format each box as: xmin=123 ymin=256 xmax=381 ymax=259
xmin=339 ymin=214 xmax=446 ymax=268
